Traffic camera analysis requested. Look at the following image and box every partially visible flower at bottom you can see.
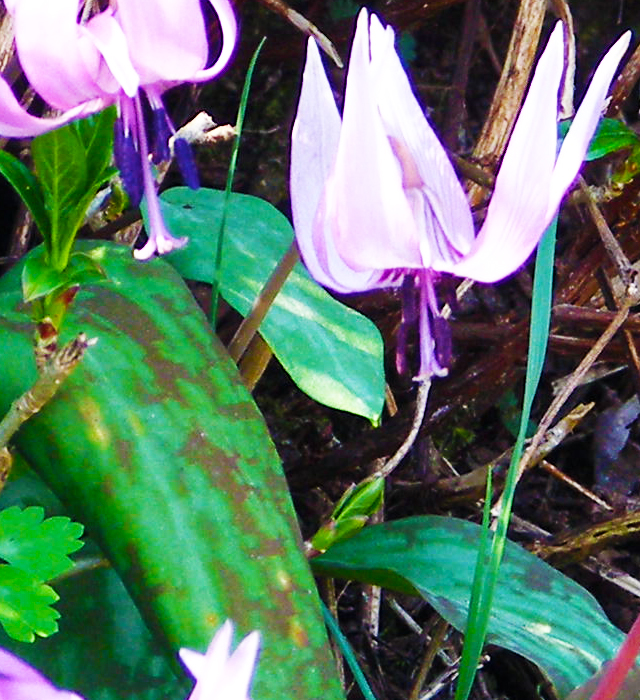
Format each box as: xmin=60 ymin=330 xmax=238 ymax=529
xmin=0 ymin=647 xmax=85 ymax=700
xmin=179 ymin=620 xmax=261 ymax=700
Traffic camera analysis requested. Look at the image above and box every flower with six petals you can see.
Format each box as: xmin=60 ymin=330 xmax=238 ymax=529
xmin=0 ymin=0 xmax=237 ymax=259
xmin=291 ymin=10 xmax=630 ymax=379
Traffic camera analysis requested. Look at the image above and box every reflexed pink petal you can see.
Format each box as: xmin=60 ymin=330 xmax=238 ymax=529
xmin=11 ymin=0 xmax=103 ymax=109
xmin=115 ymin=0 xmax=209 ymax=83
xmin=548 ymin=30 xmax=631 ymax=217
xmin=331 ymin=10 xmax=421 ymax=272
xmin=291 ymin=37 xmax=386 ymax=291
xmin=82 ymin=11 xmax=140 ymax=98
xmin=0 ymin=78 xmax=104 ymax=137
xmin=191 ymin=0 xmax=239 ymax=83
xmin=447 ymin=21 xmax=565 ymax=283
xmin=369 ymin=14 xmax=475 ymax=268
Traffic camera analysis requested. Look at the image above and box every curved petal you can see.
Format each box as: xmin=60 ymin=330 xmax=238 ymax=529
xmin=180 ymin=622 xmax=260 ymax=700
xmin=11 ymin=0 xmax=103 ymax=109
xmin=0 ymin=649 xmax=84 ymax=700
xmin=218 ymin=630 xmax=261 ymax=700
xmin=331 ymin=10 xmax=421 ymax=272
xmin=448 ymin=21 xmax=565 ymax=283
xmin=311 ymin=184 xmax=401 ymax=292
xmin=190 ymin=0 xmax=238 ymax=83
xmin=369 ymin=14 xmax=475 ymax=267
xmin=115 ymin=0 xmax=211 ymax=84
xmin=291 ymin=37 xmax=385 ymax=292
xmin=548 ymin=30 xmax=631 ymax=218
xmin=0 ymin=78 xmax=105 ymax=137
xmin=82 ymin=11 xmax=140 ymax=98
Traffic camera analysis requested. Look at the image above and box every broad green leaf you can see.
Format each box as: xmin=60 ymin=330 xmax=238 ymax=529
xmin=0 ymin=506 xmax=83 ymax=581
xmin=0 ymin=565 xmax=59 ymax=642
xmin=312 ymin=516 xmax=624 ymax=698
xmin=0 ymin=241 xmax=344 ymax=700
xmin=154 ymin=187 xmax=385 ymax=422
xmin=560 ymin=117 xmax=640 ymax=161
xmin=0 ymin=150 xmax=49 ymax=239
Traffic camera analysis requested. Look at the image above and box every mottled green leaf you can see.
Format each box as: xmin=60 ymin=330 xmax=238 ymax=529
xmin=0 ymin=242 xmax=344 ymax=700
xmin=0 ymin=565 xmax=59 ymax=642
xmin=154 ymin=187 xmax=385 ymax=422
xmin=312 ymin=516 xmax=624 ymax=698
xmin=0 ymin=506 xmax=83 ymax=581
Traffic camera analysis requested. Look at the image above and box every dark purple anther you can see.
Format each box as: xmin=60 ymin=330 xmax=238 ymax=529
xmin=113 ymin=118 xmax=143 ymax=207
xmin=396 ymin=274 xmax=417 ymax=375
xmin=174 ymin=137 xmax=200 ymax=190
xmin=151 ymin=108 xmax=172 ymax=163
xmin=431 ymin=314 xmax=452 ymax=370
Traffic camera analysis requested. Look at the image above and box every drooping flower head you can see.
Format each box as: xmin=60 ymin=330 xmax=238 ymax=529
xmin=0 ymin=647 xmax=85 ymax=700
xmin=291 ymin=10 xmax=630 ymax=379
xmin=179 ymin=620 xmax=261 ymax=700
xmin=0 ymin=0 xmax=237 ymax=259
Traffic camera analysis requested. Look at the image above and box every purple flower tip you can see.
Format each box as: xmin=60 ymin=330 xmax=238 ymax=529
xmin=0 ymin=647 xmax=85 ymax=700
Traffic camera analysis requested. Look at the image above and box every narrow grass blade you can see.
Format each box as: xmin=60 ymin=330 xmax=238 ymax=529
xmin=211 ymin=38 xmax=266 ymax=324
xmin=322 ymin=601 xmax=378 ymax=700
xmin=454 ymin=218 xmax=557 ymax=700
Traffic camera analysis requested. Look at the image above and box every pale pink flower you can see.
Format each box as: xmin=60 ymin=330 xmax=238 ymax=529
xmin=0 ymin=647 xmax=84 ymax=700
xmin=0 ymin=0 xmax=237 ymax=260
xmin=179 ymin=620 xmax=261 ymax=700
xmin=291 ymin=11 xmax=630 ymax=378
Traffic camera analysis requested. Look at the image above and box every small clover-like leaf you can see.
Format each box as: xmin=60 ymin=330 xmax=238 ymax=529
xmin=0 ymin=564 xmax=60 ymax=642
xmin=0 ymin=506 xmax=84 ymax=581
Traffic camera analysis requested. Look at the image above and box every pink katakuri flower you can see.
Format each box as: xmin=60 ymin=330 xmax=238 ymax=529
xmin=0 ymin=647 xmax=85 ymax=700
xmin=291 ymin=10 xmax=630 ymax=379
xmin=179 ymin=620 xmax=260 ymax=700
xmin=0 ymin=0 xmax=237 ymax=259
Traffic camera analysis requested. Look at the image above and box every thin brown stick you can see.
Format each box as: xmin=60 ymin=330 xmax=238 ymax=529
xmin=373 ymin=381 xmax=431 ymax=480
xmin=468 ymin=0 xmax=546 ymax=205
xmin=513 ymin=307 xmax=630 ymax=484
xmin=227 ymin=239 xmax=299 ymax=363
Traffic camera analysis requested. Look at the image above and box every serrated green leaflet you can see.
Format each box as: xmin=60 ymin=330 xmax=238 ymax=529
xmin=0 ymin=470 xmax=184 ymax=698
xmin=0 ymin=506 xmax=84 ymax=581
xmin=0 ymin=565 xmax=59 ymax=642
xmin=312 ymin=516 xmax=624 ymax=698
xmin=0 ymin=241 xmax=344 ymax=699
xmin=1 ymin=562 xmax=186 ymax=699
xmin=154 ymin=187 xmax=385 ymax=422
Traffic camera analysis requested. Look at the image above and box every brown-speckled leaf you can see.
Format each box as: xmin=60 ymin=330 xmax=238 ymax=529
xmin=0 ymin=242 xmax=344 ymax=700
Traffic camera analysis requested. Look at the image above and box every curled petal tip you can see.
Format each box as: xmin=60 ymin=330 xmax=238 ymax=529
xmin=133 ymin=232 xmax=188 ymax=260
